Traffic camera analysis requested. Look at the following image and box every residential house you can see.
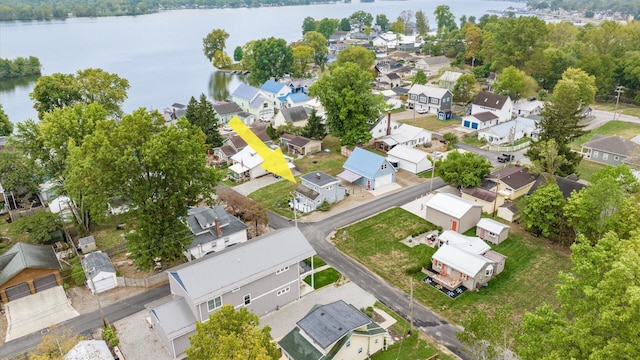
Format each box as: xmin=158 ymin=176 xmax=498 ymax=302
xmin=429 ymin=231 xmax=506 ymax=291
xmin=374 ymin=123 xmax=432 ymax=152
xmin=372 ymin=31 xmax=401 ymax=49
xmin=0 ymin=243 xmax=62 ymax=303
xmin=374 ymin=61 xmax=403 ymax=76
xmin=581 ymin=135 xmax=639 ymax=166
xmin=460 ymin=187 xmax=504 ymax=214
xmin=261 ymin=80 xmax=291 ymax=110
xmin=285 ymin=78 xmax=313 ymax=94
xmin=235 ymin=111 xmax=257 ymax=126
xmin=329 ymin=31 xmax=350 ymax=42
xmin=149 ymin=227 xmax=316 ymax=359
xmin=407 ymin=84 xmax=453 ymax=115
xmin=64 ymin=340 xmax=114 ymax=360
xmin=278 ymin=300 xmax=387 ymax=360
xmin=213 ymin=129 xmax=272 ymax=165
xmin=273 ymin=106 xmax=310 ymax=128
xmin=471 ymin=92 xmax=513 ymax=123
xmin=476 ymin=218 xmax=510 ymax=245
xmin=488 ymin=166 xmax=537 ymax=201
xmin=477 ymin=117 xmax=539 ymax=145
xmin=228 ymin=145 xmax=294 ymax=181
xmin=183 ymin=206 xmax=248 ymax=260
xmin=281 ymin=93 xmax=310 ymax=109
xmin=212 ymin=102 xmax=244 ymax=124
xmin=230 ymin=83 xmax=274 ymax=120
xmin=438 ymin=71 xmax=463 ymax=91
xmin=386 ymin=145 xmax=433 ymax=174
xmin=497 ymin=202 xmax=519 ymax=223
xmin=369 ymin=114 xmax=400 ymax=139
xmin=414 ymin=55 xmax=451 ymax=76
xmin=513 ymin=99 xmax=544 ymax=117
xmin=461 ymin=111 xmax=500 ymax=131
xmin=82 ymin=251 xmax=117 ymax=294
xmin=295 ymin=172 xmax=346 ymax=213
xmin=375 ymin=72 xmax=402 ymax=89
xmin=424 ymin=193 xmax=482 ymax=233
xmin=280 ymin=134 xmax=322 ymax=156
xmin=528 ymin=173 xmax=587 ymax=199
xmin=338 ymin=147 xmax=396 ymax=191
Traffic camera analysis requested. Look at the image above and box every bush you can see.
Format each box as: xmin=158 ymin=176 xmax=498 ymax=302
xmin=317 ymin=200 xmax=331 ymax=211
xmin=71 ymin=265 xmax=86 ymax=286
xmin=102 ymin=326 xmax=119 ymax=348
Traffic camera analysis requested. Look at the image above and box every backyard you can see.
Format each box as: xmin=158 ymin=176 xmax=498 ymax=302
xmin=397 ymin=114 xmax=461 ymax=132
xmin=334 ymin=207 xmax=572 ymax=325
xmin=571 ymin=120 xmax=640 ymax=151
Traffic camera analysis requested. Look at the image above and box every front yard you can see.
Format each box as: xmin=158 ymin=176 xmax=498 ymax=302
xmin=334 ymin=207 xmax=571 ymax=325
xmin=571 ymin=120 xmax=640 ymax=150
xmin=397 ymin=114 xmax=461 ymax=132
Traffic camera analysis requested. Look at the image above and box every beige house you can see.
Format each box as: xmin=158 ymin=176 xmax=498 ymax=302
xmin=497 ymin=202 xmax=519 ymax=223
xmin=425 ymin=193 xmax=482 ymax=233
xmin=273 ymin=106 xmax=310 ymax=129
xmin=461 ymin=187 xmax=504 ymax=214
xmin=280 ymin=134 xmax=322 ymax=156
xmin=487 ymin=166 xmax=537 ymax=201
xmin=278 ymin=300 xmax=387 ymax=360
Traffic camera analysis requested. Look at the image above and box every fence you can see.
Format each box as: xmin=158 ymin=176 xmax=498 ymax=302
xmin=486 ymin=140 xmax=531 ymax=153
xmin=104 ymin=243 xmax=128 ymax=257
xmin=116 ymin=272 xmax=168 ymax=288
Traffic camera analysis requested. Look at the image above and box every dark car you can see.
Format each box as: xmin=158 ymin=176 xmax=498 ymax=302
xmin=497 ymin=153 xmax=515 ymax=163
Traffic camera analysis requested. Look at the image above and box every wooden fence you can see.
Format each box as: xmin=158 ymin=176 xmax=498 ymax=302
xmin=486 ymin=140 xmax=531 ymax=153
xmin=116 ymin=272 xmax=167 ymax=288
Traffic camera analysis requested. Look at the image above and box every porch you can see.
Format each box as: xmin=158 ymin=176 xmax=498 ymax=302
xmin=422 ymin=267 xmax=462 ymax=291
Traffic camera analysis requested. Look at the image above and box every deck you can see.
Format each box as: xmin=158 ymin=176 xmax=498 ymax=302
xmin=422 ymin=268 xmax=462 ymax=291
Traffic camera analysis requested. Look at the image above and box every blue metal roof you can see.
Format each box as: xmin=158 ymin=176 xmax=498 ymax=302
xmin=232 ymin=83 xmax=260 ymax=101
xmin=261 ymin=80 xmax=286 ymax=94
xmin=343 ymin=147 xmax=386 ymax=179
xmin=287 ymin=93 xmax=308 ymax=103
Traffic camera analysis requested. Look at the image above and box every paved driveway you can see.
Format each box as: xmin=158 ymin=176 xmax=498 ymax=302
xmin=232 ymin=170 xmax=301 ymax=196
xmin=5 ymin=286 xmax=79 ymax=342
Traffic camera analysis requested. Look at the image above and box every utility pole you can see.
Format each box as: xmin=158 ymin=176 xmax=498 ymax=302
xmin=409 ymin=278 xmax=414 ymax=335
xmin=613 ymin=86 xmax=624 ymax=121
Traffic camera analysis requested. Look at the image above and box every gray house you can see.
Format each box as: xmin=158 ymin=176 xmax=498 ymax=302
xmin=212 ymin=102 xmax=243 ymax=124
xmin=295 ymin=172 xmax=346 ymax=213
xmin=183 ymin=206 xmax=248 ymax=260
xmin=425 ymin=193 xmax=482 ymax=233
xmin=406 ymin=84 xmax=452 ymax=115
xmin=149 ymin=227 xmax=316 ymax=359
xmin=581 ymin=135 xmax=639 ymax=166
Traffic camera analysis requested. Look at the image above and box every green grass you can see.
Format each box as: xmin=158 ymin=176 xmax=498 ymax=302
xmin=92 ymin=213 xmax=135 ymax=250
xmin=592 ymin=102 xmax=640 ymax=118
xmin=335 ymin=208 xmax=571 ymax=325
xmin=576 ymin=158 xmax=607 ymax=182
xmin=571 ymin=120 xmax=640 ymax=150
xmin=398 ymin=115 xmax=461 ymax=131
xmin=248 ymin=179 xmax=298 ymax=218
xmin=304 ymin=268 xmax=341 ymax=289
xmin=463 ymin=136 xmax=486 ymax=147
xmin=303 ymin=255 xmax=327 ymax=268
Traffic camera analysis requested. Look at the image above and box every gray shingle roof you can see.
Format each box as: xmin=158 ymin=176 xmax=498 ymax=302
xmin=82 ymin=252 xmax=115 ymax=275
xmin=499 ymin=167 xmax=536 ymax=190
xmin=301 ymin=172 xmax=339 ymax=187
xmin=297 ymin=300 xmax=372 ymax=349
xmin=296 ymin=184 xmax=320 ymax=201
xmin=473 ymin=91 xmax=510 ymax=110
xmin=461 ymin=187 xmax=497 ymax=202
xmin=185 ymin=206 xmax=247 ymax=249
xmin=0 ymin=243 xmax=61 ymax=286
xmin=473 ymin=111 xmax=499 ymax=122
xmin=280 ymin=106 xmax=310 ymax=124
xmin=582 ymin=135 xmax=638 ymax=156
xmin=213 ymin=102 xmax=243 ymax=115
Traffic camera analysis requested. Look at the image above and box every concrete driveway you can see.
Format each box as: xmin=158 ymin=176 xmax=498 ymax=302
xmin=5 ymin=286 xmax=79 ymax=342
xmin=232 ymin=170 xmax=301 ymax=196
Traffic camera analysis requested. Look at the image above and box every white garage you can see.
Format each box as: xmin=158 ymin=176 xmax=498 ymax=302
xmin=82 ymin=251 xmax=118 ymax=294
xmin=387 ymin=145 xmax=433 ymax=174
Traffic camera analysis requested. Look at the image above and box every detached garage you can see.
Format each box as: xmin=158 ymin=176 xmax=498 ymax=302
xmin=82 ymin=251 xmax=117 ymax=294
xmin=387 ymin=145 xmax=433 ymax=174
xmin=0 ymin=243 xmax=62 ymax=303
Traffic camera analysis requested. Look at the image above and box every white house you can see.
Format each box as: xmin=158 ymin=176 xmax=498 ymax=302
xmin=512 ymin=99 xmax=544 ymax=117
xmin=374 ymin=123 xmax=432 ymax=152
xmin=477 ymin=117 xmax=539 ymax=145
xmin=295 ymin=172 xmax=346 ymax=213
xmin=461 ymin=111 xmax=500 ymax=131
xmin=81 ymin=252 xmax=117 ymax=294
xmin=471 ymin=92 xmax=513 ymax=123
xmin=228 ymin=145 xmax=295 ymax=181
xmin=261 ymin=80 xmax=291 ymax=110
xmin=386 ymin=145 xmax=433 ymax=174
xmin=183 ymin=206 xmax=248 ymax=260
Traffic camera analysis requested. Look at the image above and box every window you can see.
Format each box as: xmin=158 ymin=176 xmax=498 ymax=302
xmin=224 ymin=237 xmax=230 ymax=244
xmin=485 ymin=267 xmax=493 ymax=277
xmin=614 ymin=155 xmax=620 ymax=161
xmin=276 ymin=266 xmax=289 ymax=275
xmin=263 ymin=103 xmax=268 ymax=108
xmin=419 ymin=96 xmax=427 ymax=103
xmin=232 ymin=287 xmax=240 ymax=292
xmin=381 ymin=163 xmax=387 ymax=170
xmin=375 ymin=339 xmax=379 ymax=344
xmin=592 ymin=150 xmax=599 ymax=158
xmin=277 ymin=287 xmax=290 ymax=296
xmin=346 ymin=340 xmax=351 ymax=348
xmin=207 ymin=296 xmax=222 ymax=312
xmin=430 ymin=97 xmax=439 ymax=104
xmin=244 ymin=294 xmax=251 ymax=305
xmin=602 ymin=153 xmax=609 ymax=160
xmin=358 ymin=347 xmax=363 ymax=354
xmin=409 ymin=94 xmax=416 ymax=100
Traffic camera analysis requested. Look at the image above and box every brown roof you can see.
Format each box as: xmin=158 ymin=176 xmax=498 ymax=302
xmin=473 ymin=111 xmax=499 ymax=122
xmin=489 ymin=166 xmax=523 ymax=179
xmin=461 ymin=187 xmax=497 ymax=202
xmin=296 ymin=184 xmax=320 ymax=200
xmin=582 ymin=135 xmax=638 ymax=156
xmin=228 ymin=130 xmax=271 ymax=150
xmin=499 ymin=202 xmax=519 ymax=213
xmin=472 ymin=92 xmax=510 ymax=110
xmin=499 ymin=168 xmax=536 ymax=190
xmin=218 ymin=145 xmax=236 ymax=157
xmin=289 ymin=135 xmax=313 ymax=148
xmin=281 ymin=106 xmax=309 ymax=124
xmin=528 ymin=173 xmax=586 ymax=199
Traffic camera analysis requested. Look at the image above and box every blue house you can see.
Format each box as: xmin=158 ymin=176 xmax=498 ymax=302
xmin=278 ymin=92 xmax=309 ymax=109
xmin=338 ymin=147 xmax=396 ymax=191
xmin=260 ymin=80 xmax=290 ymax=110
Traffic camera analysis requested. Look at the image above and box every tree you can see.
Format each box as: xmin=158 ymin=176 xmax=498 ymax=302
xmin=463 ymin=23 xmax=483 ymax=65
xmin=399 ymin=10 xmax=414 ymax=35
xmin=30 ymin=73 xmax=80 ymax=118
xmin=233 ymin=46 xmax=243 ymax=62
xmin=241 ymin=40 xmax=256 ymax=72
xmin=457 ymin=305 xmax=517 ymax=360
xmin=415 ymin=10 xmax=429 ymax=37
xmin=15 ymin=211 xmax=63 ymax=244
xmin=340 ymin=18 xmax=351 ymax=31
xmin=301 ymin=16 xmax=316 ymax=35
xmin=434 ymin=5 xmax=456 ymax=36
xmin=452 ymin=74 xmax=477 ymax=104
xmin=0 ymin=150 xmax=40 ymax=204
xmin=66 ymin=111 xmax=220 ymax=268
xmin=493 ymin=66 xmax=530 ymax=100
xmin=481 ymin=16 xmax=548 ymax=71
xmin=317 ymin=18 xmax=338 ymax=40
xmin=33 ymin=325 xmax=81 ymax=360
xmin=185 ymin=94 xmax=224 ymax=148
xmin=412 ymin=70 xmax=427 ymax=85
xmin=349 ymin=10 xmax=373 ymax=32
xmin=250 ymin=37 xmax=293 ymax=85
xmin=536 ymin=48 xmax=578 ymax=90
xmin=291 ymin=45 xmax=314 ymax=78
xmin=436 ymin=151 xmax=491 ymax=188
xmin=517 ymin=233 xmax=640 ymax=359
xmin=528 ymin=139 xmax=570 ymax=176
xmin=332 ymin=45 xmax=375 ymax=72
xmin=522 ymin=181 xmax=566 ymax=238
xmin=303 ymin=31 xmax=329 ymax=70
xmin=309 ymin=62 xmax=385 ymax=146
xmin=376 ymin=14 xmax=389 ymax=31
xmin=389 ymin=17 xmax=405 ymax=35
xmin=202 ymin=28 xmax=230 ymax=68
xmin=187 ymin=305 xmax=278 ymax=360
xmin=0 ymin=104 xmax=12 ymax=135
xmin=301 ymin=109 xmax=326 ymax=140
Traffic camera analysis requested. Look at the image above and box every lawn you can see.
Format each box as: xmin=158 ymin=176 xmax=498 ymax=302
xmin=91 ymin=213 xmax=135 ymax=250
xmin=462 ymin=136 xmax=486 ymax=147
xmin=398 ymin=115 xmax=461 ymax=131
xmin=576 ymin=158 xmax=607 ymax=182
xmin=571 ymin=120 xmax=640 ymax=150
xmin=248 ymin=179 xmax=298 ymax=218
xmin=303 ymin=255 xmax=327 ymax=268
xmin=303 ymin=268 xmax=341 ymax=289
xmin=592 ymin=102 xmax=640 ymax=118
xmin=293 ymin=135 xmax=346 ymax=176
xmin=335 ymin=208 xmax=571 ymax=325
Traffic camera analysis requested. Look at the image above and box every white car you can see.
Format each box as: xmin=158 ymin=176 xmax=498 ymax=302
xmin=416 ymin=108 xmax=428 ymax=114
xmin=222 ymin=124 xmax=233 ymax=131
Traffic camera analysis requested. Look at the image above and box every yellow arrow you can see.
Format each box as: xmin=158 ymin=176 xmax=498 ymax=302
xmin=228 ymin=116 xmax=296 ymax=183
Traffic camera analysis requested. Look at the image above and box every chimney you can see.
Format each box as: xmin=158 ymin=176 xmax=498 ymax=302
xmin=215 ymin=217 xmax=222 ymax=237
xmin=386 ymin=112 xmax=391 ymax=136
xmin=316 ymin=172 xmax=321 ymax=179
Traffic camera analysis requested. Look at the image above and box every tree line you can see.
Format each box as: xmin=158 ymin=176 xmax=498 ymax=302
xmin=0 ymin=56 xmax=41 ymax=80
xmin=529 ymin=0 xmax=640 ymax=17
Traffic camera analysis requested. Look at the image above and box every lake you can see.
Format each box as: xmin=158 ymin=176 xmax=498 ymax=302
xmin=0 ymin=0 xmax=523 ymax=124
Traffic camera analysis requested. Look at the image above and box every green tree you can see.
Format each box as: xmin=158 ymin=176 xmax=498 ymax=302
xmin=309 ymin=62 xmax=385 ymax=146
xmin=0 ymin=150 xmax=40 ymax=204
xmin=436 ymin=151 xmax=491 ymax=188
xmin=30 ymin=73 xmax=81 ymax=119
xmin=301 ymin=16 xmax=316 ymax=35
xmin=493 ymin=66 xmax=527 ymax=100
xmin=0 ymin=103 xmax=12 ymax=136
xmin=317 ymin=18 xmax=338 ymax=40
xmin=452 ymin=73 xmax=477 ymax=104
xmin=185 ymin=94 xmax=224 ymax=148
xmin=332 ymin=45 xmax=375 ymax=72
xmin=250 ymin=37 xmax=293 ymax=85
xmin=301 ymin=109 xmax=326 ymax=140
xmin=518 ymin=232 xmax=640 ymax=359
xmin=66 ymin=111 xmax=220 ymax=268
xmin=376 ymin=14 xmax=389 ymax=31
xmin=481 ymin=16 xmax=548 ymax=72
xmin=15 ymin=211 xmax=63 ymax=244
xmin=233 ymin=46 xmax=243 ymax=62
xmin=415 ymin=10 xmax=429 ymax=37
xmin=457 ymin=305 xmax=517 ymax=360
xmin=187 ymin=305 xmax=278 ymax=360
xmin=202 ymin=28 xmax=230 ymax=68
xmin=536 ymin=48 xmax=578 ymax=90
xmin=528 ymin=139 xmax=570 ymax=176
xmin=292 ymin=45 xmax=314 ymax=78
xmin=434 ymin=5 xmax=456 ymax=36
xmin=389 ymin=17 xmax=405 ymax=35
xmin=412 ymin=70 xmax=427 ymax=85
xmin=349 ymin=10 xmax=373 ymax=32
xmin=303 ymin=31 xmax=329 ymax=70
xmin=340 ymin=18 xmax=351 ymax=31
xmin=522 ymin=181 xmax=566 ymax=238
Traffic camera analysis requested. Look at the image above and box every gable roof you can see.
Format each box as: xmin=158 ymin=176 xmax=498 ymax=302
xmin=64 ymin=340 xmax=114 ymax=360
xmin=471 ymin=111 xmax=499 ymax=123
xmin=438 ymin=230 xmax=491 ymax=255
xmin=461 ymin=187 xmax=497 ymax=202
xmin=477 ymin=218 xmax=510 ymax=234
xmin=480 ymin=117 xmax=538 ymax=138
xmin=408 ymin=84 xmax=450 ymax=99
xmin=385 ymin=72 xmax=401 ymax=80
xmin=81 ymin=252 xmax=115 ymax=275
xmin=343 ymin=147 xmax=390 ymax=179
xmin=289 ymin=135 xmax=315 ymax=148
xmin=582 ymin=135 xmax=638 ymax=156
xmin=0 ymin=243 xmax=61 ymax=286
xmin=280 ymin=106 xmax=309 ymax=124
xmin=422 ymin=55 xmax=450 ymax=66
xmin=528 ymin=173 xmax=587 ymax=199
xmin=227 ymin=129 xmax=271 ymax=150
xmin=167 ymin=227 xmax=315 ymax=304
xmin=425 ymin=193 xmax=482 ymax=219
xmin=232 ymin=83 xmax=261 ymax=101
xmin=261 ymin=80 xmax=287 ymax=94
xmin=297 ymin=300 xmax=371 ymax=349
xmin=432 ymin=244 xmax=493 ymax=277
xmin=185 ymin=206 xmax=247 ymax=248
xmin=285 ymin=93 xmax=309 ymax=104
xmin=439 ymin=71 xmax=463 ymax=83
xmin=377 ymin=123 xmax=431 ymax=147
xmin=496 ymin=167 xmax=536 ymax=190
xmin=150 ymin=295 xmax=197 ymax=339
xmin=387 ymin=145 xmax=431 ymax=165
xmin=473 ymin=92 xmax=511 ymax=110
xmin=212 ymin=102 xmax=243 ymax=116
xmin=231 ymin=145 xmax=265 ymax=170
xmin=301 ymin=171 xmax=339 ymax=187
xmin=296 ymin=184 xmax=320 ymax=200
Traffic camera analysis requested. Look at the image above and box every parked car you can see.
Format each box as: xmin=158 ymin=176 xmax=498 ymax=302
xmin=497 ymin=153 xmax=515 ymax=163
xmin=222 ymin=124 xmax=233 ymax=131
xmin=416 ymin=108 xmax=428 ymax=114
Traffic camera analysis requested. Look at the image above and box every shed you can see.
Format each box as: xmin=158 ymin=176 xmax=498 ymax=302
xmin=78 ymin=235 xmax=97 ymax=254
xmin=497 ymin=202 xmax=519 ymax=223
xmin=425 ymin=193 xmax=482 ymax=233
xmin=476 ymin=218 xmax=510 ymax=245
xmin=82 ymin=252 xmax=117 ymax=294
xmin=386 ymin=145 xmax=432 ymax=174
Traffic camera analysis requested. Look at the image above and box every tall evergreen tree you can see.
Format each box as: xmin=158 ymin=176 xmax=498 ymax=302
xmin=185 ymin=94 xmax=224 ymax=148
xmin=302 ymin=109 xmax=326 ymax=140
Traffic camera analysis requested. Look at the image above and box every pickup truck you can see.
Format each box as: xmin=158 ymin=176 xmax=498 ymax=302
xmin=497 ymin=153 xmax=515 ymax=163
